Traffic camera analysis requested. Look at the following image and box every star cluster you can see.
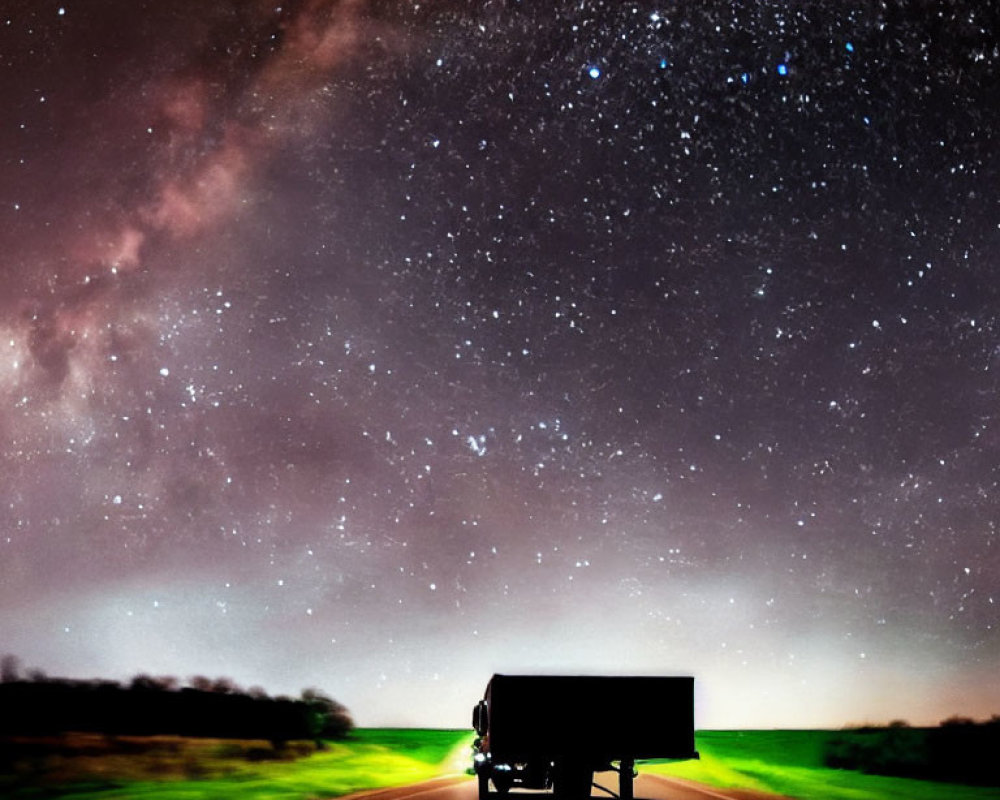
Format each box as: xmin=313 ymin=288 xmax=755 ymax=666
xmin=1 ymin=0 xmax=998 ymax=727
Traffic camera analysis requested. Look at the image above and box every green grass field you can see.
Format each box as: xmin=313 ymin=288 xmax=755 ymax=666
xmin=0 ymin=728 xmax=471 ymax=800
xmin=4 ymin=728 xmax=998 ymax=800
xmin=646 ymin=730 xmax=1000 ymax=800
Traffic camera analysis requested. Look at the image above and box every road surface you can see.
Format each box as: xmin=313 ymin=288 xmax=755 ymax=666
xmin=338 ymin=773 xmax=790 ymax=800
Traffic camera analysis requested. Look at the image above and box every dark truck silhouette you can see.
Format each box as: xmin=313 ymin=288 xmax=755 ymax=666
xmin=471 ymin=675 xmax=698 ymax=800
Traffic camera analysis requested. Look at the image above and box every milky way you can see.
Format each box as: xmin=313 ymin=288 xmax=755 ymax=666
xmin=1 ymin=0 xmax=998 ymax=728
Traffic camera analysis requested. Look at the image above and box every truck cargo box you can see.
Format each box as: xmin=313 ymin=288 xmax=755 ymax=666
xmin=482 ymin=674 xmax=696 ymax=762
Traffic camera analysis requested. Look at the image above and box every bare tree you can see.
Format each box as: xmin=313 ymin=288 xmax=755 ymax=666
xmin=131 ymin=673 xmax=178 ymax=691
xmin=211 ymin=676 xmax=241 ymax=694
xmin=1 ymin=654 xmax=21 ymax=683
xmin=189 ymin=675 xmax=214 ymax=692
xmin=940 ymin=715 xmax=976 ymax=727
xmin=301 ymin=687 xmax=353 ymax=739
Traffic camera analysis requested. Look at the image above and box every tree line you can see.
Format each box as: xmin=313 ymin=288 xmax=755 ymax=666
xmin=823 ymin=716 xmax=1000 ymax=785
xmin=0 ymin=655 xmax=352 ymax=747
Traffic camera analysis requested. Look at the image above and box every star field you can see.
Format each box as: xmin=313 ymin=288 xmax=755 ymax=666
xmin=1 ymin=1 xmax=998 ymax=727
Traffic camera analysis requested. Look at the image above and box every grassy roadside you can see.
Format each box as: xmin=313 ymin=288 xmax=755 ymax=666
xmin=6 ymin=728 xmax=998 ymax=800
xmin=0 ymin=728 xmax=471 ymax=800
xmin=645 ymin=730 xmax=1000 ymax=800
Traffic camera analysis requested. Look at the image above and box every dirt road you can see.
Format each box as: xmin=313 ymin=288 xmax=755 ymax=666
xmin=338 ymin=773 xmax=790 ymax=800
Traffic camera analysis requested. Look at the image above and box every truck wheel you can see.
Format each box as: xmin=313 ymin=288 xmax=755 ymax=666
xmin=478 ymin=773 xmax=489 ymax=800
xmin=493 ymin=773 xmax=512 ymax=795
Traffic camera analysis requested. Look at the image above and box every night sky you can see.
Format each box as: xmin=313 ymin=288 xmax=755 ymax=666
xmin=2 ymin=0 xmax=998 ymax=729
